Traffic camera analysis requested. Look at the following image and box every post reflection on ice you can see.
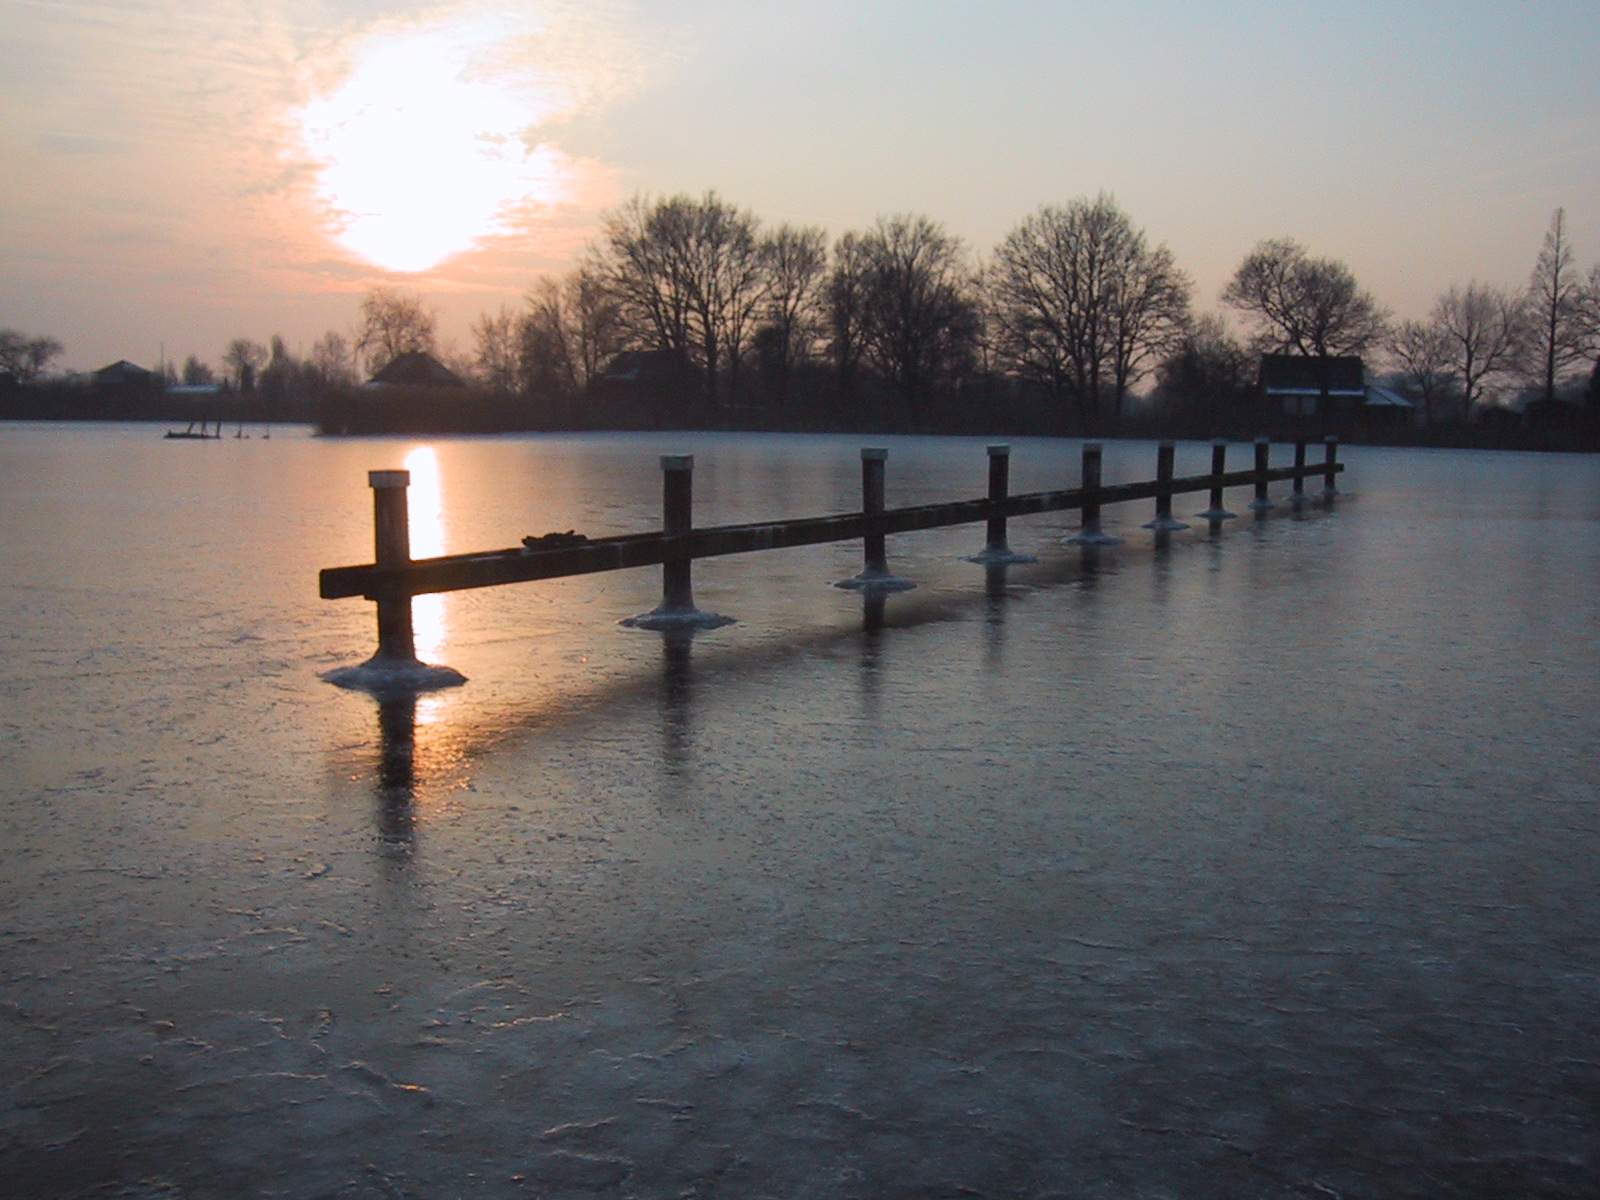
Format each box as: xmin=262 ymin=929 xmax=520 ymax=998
xmin=367 ymin=689 xmax=473 ymax=854
xmin=983 ymin=562 xmax=1009 ymax=669
xmin=658 ymin=629 xmax=695 ymax=800
xmin=375 ymin=694 xmax=418 ymax=850
xmin=858 ymin=592 xmax=887 ymax=722
xmin=403 ymin=445 xmax=448 ymax=663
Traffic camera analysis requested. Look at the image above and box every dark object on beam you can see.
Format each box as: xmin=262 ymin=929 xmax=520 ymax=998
xmin=521 ymin=531 xmax=589 ymax=550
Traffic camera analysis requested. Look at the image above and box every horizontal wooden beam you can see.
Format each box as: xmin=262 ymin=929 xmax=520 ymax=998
xmin=320 ymin=462 xmax=1340 ymax=601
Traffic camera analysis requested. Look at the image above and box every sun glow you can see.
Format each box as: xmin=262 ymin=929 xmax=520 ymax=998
xmin=298 ymin=16 xmax=576 ymax=272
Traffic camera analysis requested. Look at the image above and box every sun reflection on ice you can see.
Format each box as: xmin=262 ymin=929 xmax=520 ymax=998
xmin=404 ymin=446 xmax=448 ymax=665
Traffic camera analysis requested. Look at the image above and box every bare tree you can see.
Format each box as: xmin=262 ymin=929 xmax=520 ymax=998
xmin=1527 ymin=209 xmax=1592 ymax=404
xmin=518 ymin=270 xmax=626 ymax=405
xmin=709 ymin=205 xmax=770 ymax=407
xmin=562 ymin=266 xmax=626 ymax=392
xmin=759 ymin=224 xmax=828 ymax=413
xmin=258 ymin=335 xmax=298 ymax=412
xmin=1223 ymin=238 xmax=1389 ymax=356
xmin=989 ymin=196 xmax=1189 ymax=428
xmin=824 ymin=231 xmax=871 ymax=407
xmin=1154 ymin=314 xmax=1252 ymax=425
xmin=518 ymin=282 xmax=576 ymax=402
xmin=597 ymin=195 xmax=694 ymax=361
xmin=1222 ymin=237 xmax=1388 ymax=415
xmin=855 ymin=213 xmax=978 ymax=422
xmin=354 ymin=287 xmax=437 ymax=372
xmin=1581 ymin=264 xmax=1600 ymax=348
xmin=180 ymin=355 xmax=214 ymax=386
xmin=595 ymin=192 xmax=767 ymax=409
xmin=1105 ymin=233 xmax=1191 ymax=422
xmin=1386 ymin=318 xmax=1455 ymax=426
xmin=1432 ymin=283 xmax=1527 ymax=418
xmin=0 ymin=329 xmax=64 ymax=381
xmin=472 ymin=306 xmax=521 ymax=394
xmin=222 ymin=338 xmax=266 ymax=393
xmin=309 ymin=331 xmax=355 ymax=388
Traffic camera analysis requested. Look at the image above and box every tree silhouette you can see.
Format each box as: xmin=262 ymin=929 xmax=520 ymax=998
xmin=1432 ymin=283 xmax=1527 ymax=418
xmin=0 ymin=329 xmax=63 ymax=381
xmin=854 ymin=214 xmax=978 ymax=423
xmin=1527 ymin=209 xmax=1591 ymax=404
xmin=759 ymin=224 xmax=828 ymax=414
xmin=1386 ymin=318 xmax=1455 ymax=426
xmin=990 ymin=195 xmax=1190 ymax=428
xmin=355 ymin=287 xmax=437 ymax=373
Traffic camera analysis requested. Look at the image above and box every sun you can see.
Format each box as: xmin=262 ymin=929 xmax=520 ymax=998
xmin=298 ymin=17 xmax=574 ymax=273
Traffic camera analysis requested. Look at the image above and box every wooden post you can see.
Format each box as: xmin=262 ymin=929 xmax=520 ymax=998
xmin=322 ymin=469 xmax=466 ymax=692
xmin=370 ymin=470 xmax=416 ymax=663
xmin=623 ymin=455 xmax=733 ymax=628
xmin=1291 ymin=438 xmax=1309 ymax=505
xmin=968 ymin=444 xmax=1036 ymax=564
xmin=1197 ymin=439 xmax=1235 ymax=521
xmin=985 ymin=444 xmax=1008 ymax=551
xmin=1250 ymin=437 xmax=1275 ymax=511
xmin=1142 ymin=441 xmax=1189 ymax=531
xmin=1322 ymin=436 xmax=1340 ymax=498
xmin=661 ymin=454 xmax=695 ymax=612
xmin=836 ymin=448 xmax=914 ymax=590
xmin=862 ymin=447 xmax=888 ymax=576
xmin=1067 ymin=441 xmax=1121 ymax=545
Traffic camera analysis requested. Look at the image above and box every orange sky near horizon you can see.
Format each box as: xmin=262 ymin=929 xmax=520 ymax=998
xmin=3 ymin=0 xmax=1598 ymax=375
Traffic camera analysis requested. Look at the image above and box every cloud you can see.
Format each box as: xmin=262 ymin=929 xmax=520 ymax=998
xmin=33 ymin=132 xmax=127 ymax=156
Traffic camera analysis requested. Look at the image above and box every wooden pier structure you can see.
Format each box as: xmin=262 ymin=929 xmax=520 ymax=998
xmin=320 ymin=438 xmax=1344 ymax=688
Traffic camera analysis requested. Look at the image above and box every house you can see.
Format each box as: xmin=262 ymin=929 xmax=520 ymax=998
xmin=93 ymin=360 xmax=159 ymax=388
xmin=598 ymin=349 xmax=693 ymax=388
xmin=1259 ymin=354 xmax=1367 ymax=418
xmin=366 ymin=350 xmax=465 ymax=389
xmin=591 ymin=349 xmax=696 ymax=426
xmin=1522 ymin=396 xmax=1582 ymax=432
xmin=1360 ymin=383 xmax=1419 ymax=427
xmin=91 ymin=360 xmax=163 ymax=409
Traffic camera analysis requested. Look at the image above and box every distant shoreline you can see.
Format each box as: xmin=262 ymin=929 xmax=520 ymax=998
xmin=4 ymin=412 xmax=1595 ymax=455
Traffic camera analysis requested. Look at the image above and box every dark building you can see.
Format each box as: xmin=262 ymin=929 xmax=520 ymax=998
xmin=93 ymin=359 xmax=160 ymax=388
xmin=597 ymin=349 xmax=693 ymax=388
xmin=592 ymin=349 xmax=696 ymax=427
xmin=1522 ymin=397 xmax=1582 ymax=432
xmin=366 ymin=351 xmax=466 ymax=389
xmin=1259 ymin=354 xmax=1367 ymax=418
xmin=90 ymin=360 xmax=163 ymax=415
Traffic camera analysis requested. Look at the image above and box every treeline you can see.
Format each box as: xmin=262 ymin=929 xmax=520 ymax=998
xmin=441 ymin=194 xmax=1600 ymax=440
xmin=448 ymin=194 xmax=1199 ymax=435
xmin=7 ymin=195 xmax=1600 ymax=446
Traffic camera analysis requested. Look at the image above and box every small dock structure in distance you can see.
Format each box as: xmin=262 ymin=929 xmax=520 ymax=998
xmin=319 ymin=437 xmax=1344 ymax=691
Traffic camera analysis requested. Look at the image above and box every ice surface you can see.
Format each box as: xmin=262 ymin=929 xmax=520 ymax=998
xmin=1 ymin=428 xmax=1598 ymax=1197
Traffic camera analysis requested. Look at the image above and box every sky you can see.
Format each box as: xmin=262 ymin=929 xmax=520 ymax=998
xmin=3 ymin=0 xmax=1599 ymax=373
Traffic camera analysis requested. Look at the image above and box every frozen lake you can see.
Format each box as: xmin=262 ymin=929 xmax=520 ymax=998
xmin=2 ymin=424 xmax=1598 ymax=1198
